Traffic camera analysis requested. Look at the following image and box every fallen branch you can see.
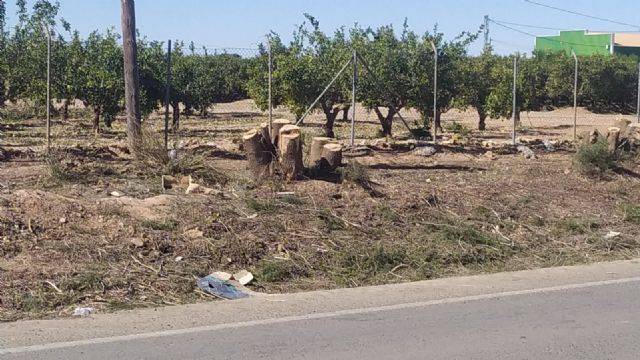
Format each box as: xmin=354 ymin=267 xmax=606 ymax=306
xmin=130 ymin=255 xmax=160 ymax=275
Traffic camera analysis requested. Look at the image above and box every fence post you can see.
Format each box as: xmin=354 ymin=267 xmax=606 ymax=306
xmin=572 ymin=50 xmax=578 ymax=140
xmin=267 ymin=35 xmax=273 ymax=136
xmin=42 ymin=23 xmax=51 ymax=154
xmin=637 ymin=62 xmax=639 ymax=124
xmin=430 ymin=41 xmax=438 ymax=144
xmin=164 ymin=39 xmax=172 ymax=151
xmin=350 ymin=50 xmax=357 ymax=146
xmin=512 ymin=56 xmax=517 ymax=146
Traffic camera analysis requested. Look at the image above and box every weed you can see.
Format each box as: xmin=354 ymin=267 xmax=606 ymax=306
xmin=554 ymin=218 xmax=599 ymax=235
xmin=245 ymin=197 xmax=274 ymax=213
xmin=142 ymin=219 xmax=178 ymax=231
xmin=60 ymin=271 xmax=105 ymax=292
xmin=377 ymin=204 xmax=400 ymax=223
xmin=255 ymin=260 xmax=307 ymax=283
xmin=106 ymin=300 xmax=136 ymax=311
xmin=317 ymin=210 xmax=345 ymax=232
xmin=573 ymin=138 xmax=617 ymax=176
xmin=339 ymin=161 xmax=379 ymax=196
xmin=280 ymin=194 xmax=305 ymax=205
xmin=45 ymin=151 xmax=70 ymax=183
xmin=134 ymin=127 xmax=229 ymax=185
xmin=333 ymin=244 xmax=408 ymax=286
xmin=622 ymin=204 xmax=640 ymax=224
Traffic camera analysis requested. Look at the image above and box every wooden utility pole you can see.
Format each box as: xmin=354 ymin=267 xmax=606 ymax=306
xmin=121 ymin=0 xmax=141 ymax=148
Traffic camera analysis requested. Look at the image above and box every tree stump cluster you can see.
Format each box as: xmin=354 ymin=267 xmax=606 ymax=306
xmin=242 ymin=119 xmax=343 ymax=181
xmin=579 ymin=120 xmax=640 ymax=154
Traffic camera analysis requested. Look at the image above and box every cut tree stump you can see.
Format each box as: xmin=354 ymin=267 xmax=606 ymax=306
xmin=309 ymin=137 xmax=336 ymax=168
xmin=579 ymin=129 xmax=600 ymax=147
xmin=278 ymin=125 xmax=303 ymax=181
xmin=258 ymin=122 xmax=275 ymax=154
xmin=626 ymin=123 xmax=640 ymax=143
xmin=243 ymin=129 xmax=272 ymax=179
xmin=607 ymin=127 xmax=621 ymax=153
xmin=321 ymin=143 xmax=343 ymax=170
xmin=271 ymin=119 xmax=292 ymax=147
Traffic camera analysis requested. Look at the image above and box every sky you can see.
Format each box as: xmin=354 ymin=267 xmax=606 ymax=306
xmin=4 ymin=0 xmax=640 ymax=55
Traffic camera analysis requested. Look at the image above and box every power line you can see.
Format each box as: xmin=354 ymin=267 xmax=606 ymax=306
xmin=490 ymin=19 xmax=610 ymax=49
xmin=490 ymin=19 xmax=565 ymax=31
xmin=524 ymin=0 xmax=640 ymax=30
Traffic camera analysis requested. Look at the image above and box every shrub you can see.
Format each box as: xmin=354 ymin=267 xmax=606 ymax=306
xmin=573 ymin=138 xmax=617 ymax=176
xmin=444 ymin=121 xmax=470 ymax=136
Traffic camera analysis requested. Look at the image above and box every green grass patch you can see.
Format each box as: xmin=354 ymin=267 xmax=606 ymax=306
xmin=255 ymin=260 xmax=307 ymax=283
xmin=622 ymin=204 xmax=640 ymax=224
xmin=245 ymin=197 xmax=275 ymax=213
xmin=554 ymin=218 xmax=599 ymax=235
xmin=142 ymin=219 xmax=178 ymax=231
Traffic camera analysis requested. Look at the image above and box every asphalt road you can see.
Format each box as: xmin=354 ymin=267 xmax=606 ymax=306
xmin=2 ymin=260 xmax=640 ymax=360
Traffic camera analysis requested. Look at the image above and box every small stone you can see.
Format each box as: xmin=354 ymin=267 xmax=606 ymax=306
xmin=110 ymin=191 xmax=123 ymax=197
xmin=130 ymin=238 xmax=145 ymax=248
xmin=412 ymin=146 xmax=437 ymax=157
xmin=183 ymin=228 xmax=204 ymax=239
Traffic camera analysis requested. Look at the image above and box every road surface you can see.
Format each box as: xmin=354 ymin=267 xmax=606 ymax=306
xmin=1 ymin=260 xmax=639 ymax=359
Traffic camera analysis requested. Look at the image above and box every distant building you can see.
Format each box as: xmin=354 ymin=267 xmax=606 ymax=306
xmin=535 ymin=30 xmax=640 ymax=56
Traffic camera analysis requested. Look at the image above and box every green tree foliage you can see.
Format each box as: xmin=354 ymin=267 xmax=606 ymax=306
xmin=78 ymin=30 xmax=124 ymax=130
xmin=270 ymin=14 xmax=352 ymax=137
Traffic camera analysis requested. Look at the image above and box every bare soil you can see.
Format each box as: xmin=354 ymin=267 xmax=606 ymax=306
xmin=1 ymin=101 xmax=639 ymax=321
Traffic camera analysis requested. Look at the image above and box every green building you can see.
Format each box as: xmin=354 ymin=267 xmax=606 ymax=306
xmin=535 ymin=30 xmax=640 ymax=56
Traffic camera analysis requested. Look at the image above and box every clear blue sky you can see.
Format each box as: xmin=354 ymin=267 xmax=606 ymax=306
xmin=4 ymin=0 xmax=640 ymax=54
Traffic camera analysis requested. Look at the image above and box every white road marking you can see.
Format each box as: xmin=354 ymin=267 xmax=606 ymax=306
xmin=2 ymin=276 xmax=640 ymax=355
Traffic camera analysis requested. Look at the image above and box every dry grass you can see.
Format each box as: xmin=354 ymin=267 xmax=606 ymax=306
xmin=2 ymin=103 xmax=640 ymax=321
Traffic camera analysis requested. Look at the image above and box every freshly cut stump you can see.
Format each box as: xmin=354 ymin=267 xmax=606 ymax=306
xmin=271 ymin=119 xmax=292 ymax=148
xmin=607 ymin=127 xmax=621 ymax=153
xmin=321 ymin=143 xmax=343 ymax=171
xmin=278 ymin=125 xmax=303 ymax=181
xmin=243 ymin=129 xmax=272 ymax=179
xmin=259 ymin=122 xmax=275 ymax=155
xmin=309 ymin=137 xmax=336 ymax=168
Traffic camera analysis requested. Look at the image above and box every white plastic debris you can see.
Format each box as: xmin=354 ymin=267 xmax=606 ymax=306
xmin=604 ymin=231 xmax=621 ymax=240
xmin=73 ymin=307 xmax=95 ymax=317
xmin=110 ymin=191 xmax=123 ymax=197
xmin=211 ymin=271 xmax=232 ymax=281
xmin=233 ymin=270 xmax=254 ymax=285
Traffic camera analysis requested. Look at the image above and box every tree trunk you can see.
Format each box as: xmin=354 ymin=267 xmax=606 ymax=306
xmin=309 ymin=137 xmax=336 ymax=168
xmin=341 ymin=105 xmax=350 ymax=122
xmin=171 ymin=100 xmax=180 ymax=130
xmin=435 ymin=109 xmax=443 ymax=133
xmin=320 ymin=143 xmax=343 ymax=171
xmin=477 ymin=109 xmax=487 ymax=131
xmin=243 ymin=129 xmax=272 ymax=180
xmin=93 ymin=107 xmax=101 ymax=134
xmin=374 ymin=107 xmax=395 ymax=137
xmin=121 ymin=0 xmax=142 ymax=149
xmin=278 ymin=125 xmax=304 ymax=181
xmin=322 ymin=106 xmax=340 ymax=138
xmin=63 ymin=99 xmax=70 ymax=121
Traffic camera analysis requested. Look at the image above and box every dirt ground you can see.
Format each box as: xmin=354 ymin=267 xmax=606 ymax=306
xmin=1 ymin=100 xmax=639 ymax=321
